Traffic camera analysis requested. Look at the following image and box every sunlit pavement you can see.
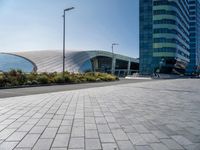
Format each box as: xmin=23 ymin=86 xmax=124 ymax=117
xmin=0 ymin=79 xmax=200 ymax=150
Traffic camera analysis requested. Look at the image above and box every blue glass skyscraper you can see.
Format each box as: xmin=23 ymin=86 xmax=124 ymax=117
xmin=140 ymin=0 xmax=200 ymax=75
xmin=187 ymin=0 xmax=200 ymax=74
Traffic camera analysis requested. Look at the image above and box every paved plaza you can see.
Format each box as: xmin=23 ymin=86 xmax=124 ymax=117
xmin=0 ymin=79 xmax=200 ymax=150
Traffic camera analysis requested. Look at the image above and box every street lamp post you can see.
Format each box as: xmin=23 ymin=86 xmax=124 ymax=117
xmin=63 ymin=7 xmax=75 ymax=78
xmin=111 ymin=43 xmax=119 ymax=75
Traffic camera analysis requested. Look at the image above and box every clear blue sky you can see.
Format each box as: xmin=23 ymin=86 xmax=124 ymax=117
xmin=0 ymin=0 xmax=139 ymax=57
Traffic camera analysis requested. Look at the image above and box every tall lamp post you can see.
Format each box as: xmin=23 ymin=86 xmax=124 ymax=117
xmin=111 ymin=43 xmax=119 ymax=75
xmin=63 ymin=7 xmax=75 ymax=78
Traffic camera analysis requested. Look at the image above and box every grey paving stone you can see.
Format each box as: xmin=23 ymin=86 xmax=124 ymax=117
xmin=186 ymin=128 xmax=200 ymax=136
xmin=121 ymin=125 xmax=137 ymax=133
xmin=85 ymin=130 xmax=99 ymax=138
xmin=61 ymin=119 xmax=73 ymax=126
xmin=0 ymin=140 xmax=3 ymax=144
xmin=161 ymin=138 xmax=184 ymax=149
xmin=48 ymin=119 xmax=62 ymax=127
xmin=183 ymin=143 xmax=200 ymax=150
xmin=58 ymin=126 xmax=71 ymax=134
xmin=180 ymin=131 xmax=200 ymax=143
xmin=17 ymin=124 xmax=34 ymax=132
xmin=85 ymin=138 xmax=101 ymax=150
xmin=68 ymin=149 xmax=84 ymax=150
xmin=95 ymin=117 xmax=107 ymax=124
xmin=0 ymin=124 xmax=8 ymax=131
xmin=9 ymin=114 xmax=21 ymax=119
xmin=6 ymin=132 xmax=27 ymax=141
xmin=0 ymin=142 xmax=18 ymax=150
xmin=99 ymin=133 xmax=115 ymax=143
xmin=142 ymin=121 xmax=158 ymax=130
xmin=17 ymin=117 xmax=30 ymax=122
xmin=0 ymin=129 xmax=16 ymax=140
xmin=133 ymin=125 xmax=149 ymax=133
xmin=53 ymin=115 xmax=64 ymax=120
xmin=69 ymin=138 xmax=84 ymax=149
xmin=85 ymin=117 xmax=95 ymax=124
xmin=102 ymin=143 xmax=118 ymax=150
xmin=117 ymin=140 xmax=135 ymax=150
xmin=29 ymin=126 xmax=46 ymax=134
xmin=128 ymin=133 xmax=147 ymax=145
xmin=51 ymin=148 xmax=67 ymax=150
xmin=97 ymin=124 xmax=111 ymax=133
xmin=71 ymin=126 xmax=84 ymax=137
xmin=85 ymin=124 xmax=97 ymax=130
xmin=73 ymin=119 xmax=84 ymax=127
xmin=51 ymin=148 xmax=68 ymax=150
xmin=112 ymin=129 xmax=129 ymax=141
xmin=0 ymin=79 xmax=199 ymax=150
xmin=150 ymin=143 xmax=169 ymax=150
xmin=108 ymin=123 xmax=121 ymax=130
xmin=42 ymin=114 xmax=54 ymax=119
xmin=14 ymin=148 xmax=32 ymax=150
xmin=135 ymin=145 xmax=153 ymax=150
xmin=17 ymin=134 xmax=40 ymax=148
xmin=105 ymin=116 xmax=116 ymax=123
xmin=33 ymin=138 xmax=53 ymax=150
xmin=36 ymin=119 xmax=51 ymax=126
xmin=141 ymin=134 xmax=160 ymax=143
xmin=52 ymin=134 xmax=70 ymax=148
xmin=7 ymin=121 xmax=23 ymax=129
xmin=41 ymin=127 xmax=58 ymax=138
xmin=1 ymin=119 xmax=15 ymax=125
xmin=26 ymin=119 xmax=39 ymax=125
xmin=157 ymin=125 xmax=177 ymax=136
xmin=171 ymin=135 xmax=193 ymax=146
xmin=151 ymin=130 xmax=169 ymax=139
xmin=63 ymin=115 xmax=73 ymax=120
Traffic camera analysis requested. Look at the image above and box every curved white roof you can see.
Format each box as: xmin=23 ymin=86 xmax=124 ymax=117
xmin=8 ymin=50 xmax=138 ymax=73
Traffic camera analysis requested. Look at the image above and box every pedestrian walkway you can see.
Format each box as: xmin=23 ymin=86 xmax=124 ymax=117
xmin=0 ymin=79 xmax=199 ymax=150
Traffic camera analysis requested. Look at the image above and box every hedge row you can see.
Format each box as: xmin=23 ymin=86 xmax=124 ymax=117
xmin=0 ymin=70 xmax=118 ymax=88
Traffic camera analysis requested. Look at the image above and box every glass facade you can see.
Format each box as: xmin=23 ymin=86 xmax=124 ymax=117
xmin=139 ymin=0 xmax=153 ymax=74
xmin=79 ymin=60 xmax=93 ymax=73
xmin=140 ymin=0 xmax=200 ymax=75
xmin=187 ymin=0 xmax=200 ymax=73
xmin=0 ymin=53 xmax=35 ymax=72
xmin=91 ymin=56 xmax=112 ymax=73
xmin=84 ymin=56 xmax=139 ymax=77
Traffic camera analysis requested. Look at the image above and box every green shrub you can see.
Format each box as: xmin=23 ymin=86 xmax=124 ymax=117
xmin=26 ymin=72 xmax=38 ymax=81
xmin=64 ymin=74 xmax=71 ymax=82
xmin=32 ymin=80 xmax=39 ymax=85
xmin=16 ymin=70 xmax=27 ymax=85
xmin=25 ymin=80 xmax=32 ymax=85
xmin=54 ymin=74 xmax=65 ymax=83
xmin=78 ymin=75 xmax=87 ymax=82
xmin=0 ymin=74 xmax=5 ymax=87
xmin=68 ymin=75 xmax=80 ymax=83
xmin=85 ymin=75 xmax=96 ymax=82
xmin=9 ymin=76 xmax=19 ymax=86
xmin=0 ymin=70 xmax=118 ymax=87
xmin=36 ymin=75 xmax=49 ymax=84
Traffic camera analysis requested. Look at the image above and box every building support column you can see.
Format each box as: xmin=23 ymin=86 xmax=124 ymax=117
xmin=127 ymin=60 xmax=131 ymax=75
xmin=111 ymin=57 xmax=116 ymax=75
xmin=91 ymin=58 xmax=98 ymax=72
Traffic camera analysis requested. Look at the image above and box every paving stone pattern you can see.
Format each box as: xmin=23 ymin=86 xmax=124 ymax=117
xmin=0 ymin=79 xmax=200 ymax=150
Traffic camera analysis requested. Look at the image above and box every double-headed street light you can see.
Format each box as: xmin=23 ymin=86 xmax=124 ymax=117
xmin=111 ymin=43 xmax=119 ymax=75
xmin=63 ymin=7 xmax=75 ymax=78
